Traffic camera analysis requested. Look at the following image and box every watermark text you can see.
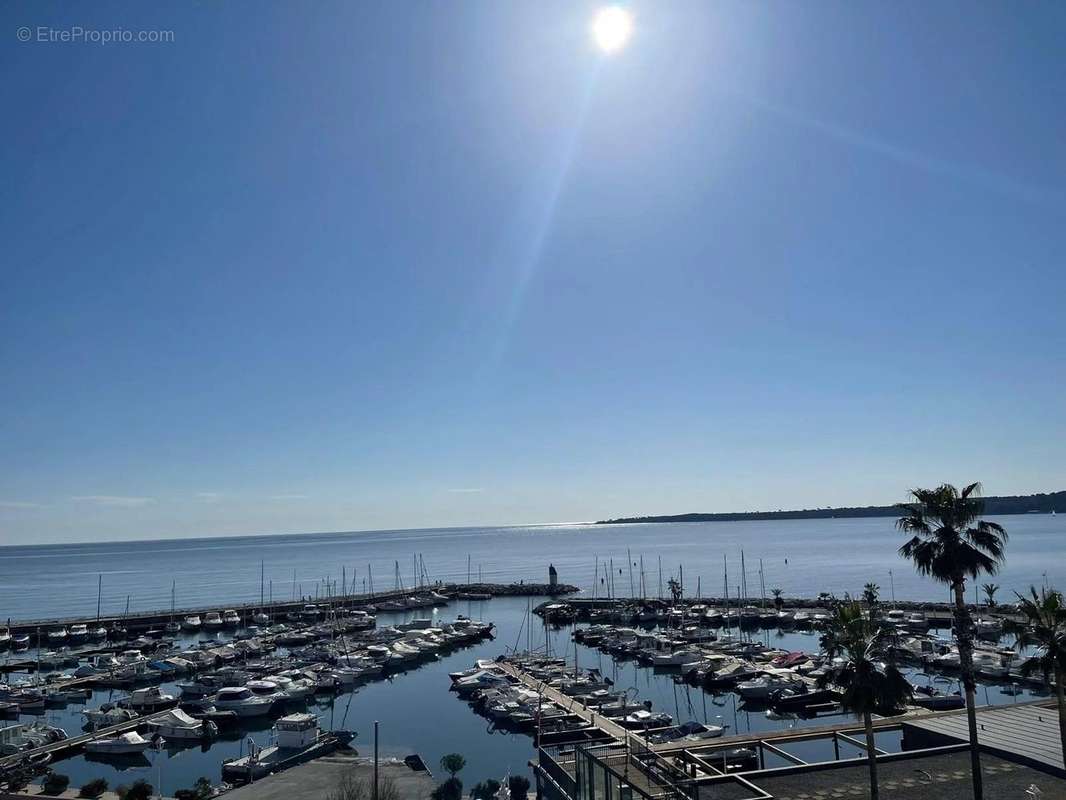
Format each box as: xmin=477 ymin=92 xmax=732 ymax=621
xmin=17 ymin=26 xmax=175 ymax=44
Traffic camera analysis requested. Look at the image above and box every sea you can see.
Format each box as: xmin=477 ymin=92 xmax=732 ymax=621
xmin=2 ymin=515 xmax=1064 ymax=622
xmin=0 ymin=514 xmax=1063 ymax=794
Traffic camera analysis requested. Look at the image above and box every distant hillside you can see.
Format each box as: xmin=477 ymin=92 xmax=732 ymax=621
xmin=597 ymin=491 xmax=1066 ymax=525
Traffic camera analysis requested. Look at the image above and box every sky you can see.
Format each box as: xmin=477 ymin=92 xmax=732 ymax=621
xmin=1 ymin=1 xmax=1065 ymax=544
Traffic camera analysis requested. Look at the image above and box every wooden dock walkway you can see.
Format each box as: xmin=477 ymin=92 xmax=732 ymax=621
xmin=494 ymin=661 xmax=635 ymax=743
xmin=0 ymin=709 xmax=172 ymax=770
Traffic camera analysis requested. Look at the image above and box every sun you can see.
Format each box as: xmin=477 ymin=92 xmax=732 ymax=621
xmin=592 ymin=6 xmax=633 ymax=54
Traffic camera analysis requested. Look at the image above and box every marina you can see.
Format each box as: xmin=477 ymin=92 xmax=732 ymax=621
xmin=2 ymin=517 xmax=1065 ymax=796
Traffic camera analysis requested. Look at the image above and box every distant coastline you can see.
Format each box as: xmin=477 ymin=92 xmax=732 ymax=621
xmin=596 ymin=490 xmax=1065 ymax=525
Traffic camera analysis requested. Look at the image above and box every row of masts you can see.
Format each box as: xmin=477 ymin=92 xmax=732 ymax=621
xmin=592 ymin=550 xmax=772 ymax=608
xmin=82 ymin=550 xmax=450 ymax=626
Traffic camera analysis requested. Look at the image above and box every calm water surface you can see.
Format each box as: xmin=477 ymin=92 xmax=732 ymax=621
xmin=1 ymin=516 xmax=1063 ymax=622
xmin=6 ymin=596 xmax=1053 ymax=794
xmin=2 ymin=515 xmax=1063 ymax=792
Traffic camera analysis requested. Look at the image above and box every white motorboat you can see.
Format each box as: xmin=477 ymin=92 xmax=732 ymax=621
xmin=905 ymin=612 xmax=929 ymax=630
xmin=68 ymin=624 xmax=90 ymax=643
xmin=164 ymin=621 xmax=182 ymax=635
xmin=736 ymin=674 xmax=803 ymax=701
xmin=650 ymin=650 xmax=701 ymax=669
xmin=453 ymin=670 xmax=509 ymax=696
xmin=147 ymin=708 xmax=217 ymax=740
xmin=47 ymin=627 xmax=68 ymax=644
xmin=182 ymin=615 xmax=202 ymax=631
xmin=0 ymin=627 xmax=11 ymax=648
xmin=622 ymin=709 xmax=672 ymax=729
xmin=124 ymin=687 xmax=177 ymax=712
xmin=884 ymin=609 xmax=907 ymax=626
xmin=974 ymin=618 xmax=1003 ymax=637
xmin=203 ymin=612 xmax=224 ymax=629
xmin=82 ymin=705 xmax=138 ymax=728
xmin=222 ymin=609 xmax=241 ymax=626
xmin=448 ymin=660 xmax=498 ymax=681
xmin=211 ymin=686 xmax=278 ymax=717
xmin=85 ymin=730 xmax=155 ymax=755
xmin=246 ymin=680 xmax=287 ymax=704
xmin=0 ymin=721 xmax=67 ymax=754
xmin=252 ymin=611 xmax=271 ymax=625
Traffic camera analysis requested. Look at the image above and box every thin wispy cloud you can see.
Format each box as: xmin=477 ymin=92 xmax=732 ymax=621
xmin=0 ymin=501 xmax=43 ymax=509
xmin=447 ymin=488 xmax=485 ymax=494
xmin=196 ymin=492 xmax=224 ymax=503
xmin=270 ymin=494 xmax=309 ymax=501
xmin=71 ymin=495 xmax=156 ymax=508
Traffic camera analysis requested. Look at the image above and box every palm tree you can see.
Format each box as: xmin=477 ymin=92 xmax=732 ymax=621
xmin=771 ymin=587 xmax=784 ymax=611
xmin=981 ymin=583 xmax=999 ymax=609
xmin=818 ymin=602 xmax=911 ymax=800
xmin=896 ymin=482 xmax=1007 ymax=800
xmin=862 ymin=582 xmax=880 ymax=608
xmin=1005 ymin=587 xmax=1066 ymax=766
xmin=667 ymin=578 xmax=682 ymax=603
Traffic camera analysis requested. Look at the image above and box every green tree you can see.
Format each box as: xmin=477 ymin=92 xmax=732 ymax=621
xmin=862 ymin=582 xmax=880 ymax=608
xmin=439 ymin=754 xmax=466 ymax=779
xmin=771 ymin=588 xmax=784 ymax=611
xmin=897 ymin=482 xmax=1007 ymax=800
xmin=471 ymin=779 xmax=501 ymax=800
xmin=508 ymin=775 xmax=531 ymax=800
xmin=981 ymin=583 xmax=999 ymax=609
xmin=116 ymin=780 xmax=153 ymax=800
xmin=1005 ymin=587 xmax=1066 ymax=766
xmin=431 ymin=778 xmax=463 ymax=800
xmin=817 ymin=602 xmax=911 ymax=800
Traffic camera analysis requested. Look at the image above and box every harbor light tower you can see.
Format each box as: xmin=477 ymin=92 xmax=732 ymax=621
xmin=548 ymin=564 xmax=558 ymax=592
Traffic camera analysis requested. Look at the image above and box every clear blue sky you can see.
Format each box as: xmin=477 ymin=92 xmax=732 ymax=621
xmin=2 ymin=1 xmax=1064 ymax=544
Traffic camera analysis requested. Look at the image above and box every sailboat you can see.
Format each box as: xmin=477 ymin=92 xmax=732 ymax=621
xmin=165 ymin=581 xmax=181 ymax=634
xmin=253 ymin=562 xmax=270 ymax=625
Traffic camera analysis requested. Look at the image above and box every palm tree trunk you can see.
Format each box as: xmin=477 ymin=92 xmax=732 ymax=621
xmin=864 ymin=710 xmax=879 ymax=800
xmin=953 ymin=579 xmax=983 ymax=800
xmin=1056 ymin=665 xmax=1066 ymax=772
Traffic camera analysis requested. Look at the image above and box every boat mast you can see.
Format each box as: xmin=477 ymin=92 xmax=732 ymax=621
xmin=740 ymin=551 xmax=747 ymax=604
xmin=260 ymin=561 xmax=265 ymax=608
xmin=759 ymin=559 xmax=766 ymax=609
xmin=627 ymin=548 xmax=635 ymax=599
xmin=723 ymin=555 xmax=730 ymax=636
xmin=96 ymin=574 xmax=102 ymax=624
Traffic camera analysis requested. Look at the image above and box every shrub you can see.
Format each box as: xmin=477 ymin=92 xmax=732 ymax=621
xmin=175 ymin=777 xmax=213 ymax=800
xmin=509 ymin=775 xmax=531 ymax=800
xmin=471 ymin=779 xmax=501 ymax=800
xmin=79 ymin=778 xmax=109 ymax=798
xmin=43 ymin=773 xmax=71 ymax=795
xmin=117 ymin=779 xmax=154 ymax=800
xmin=431 ymin=777 xmax=463 ymax=800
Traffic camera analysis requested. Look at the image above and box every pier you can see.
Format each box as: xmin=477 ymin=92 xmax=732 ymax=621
xmin=0 ymin=709 xmax=172 ymax=770
xmin=1 ymin=582 xmax=577 ymax=641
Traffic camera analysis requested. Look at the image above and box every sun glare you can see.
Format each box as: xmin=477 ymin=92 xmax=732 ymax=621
xmin=592 ymin=6 xmax=633 ymax=54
